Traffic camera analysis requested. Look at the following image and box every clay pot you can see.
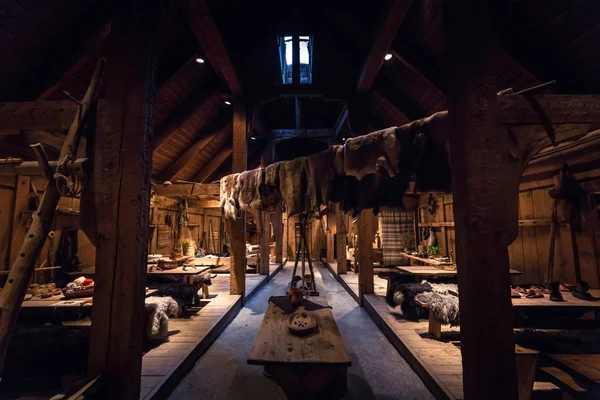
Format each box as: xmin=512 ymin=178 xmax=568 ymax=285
xmin=289 ymin=288 xmax=304 ymax=307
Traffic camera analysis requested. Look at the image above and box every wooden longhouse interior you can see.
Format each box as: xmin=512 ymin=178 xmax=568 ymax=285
xmin=1 ymin=0 xmax=600 ymax=399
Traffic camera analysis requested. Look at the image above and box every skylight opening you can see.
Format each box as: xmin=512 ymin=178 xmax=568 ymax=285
xmin=279 ymin=35 xmax=312 ymax=84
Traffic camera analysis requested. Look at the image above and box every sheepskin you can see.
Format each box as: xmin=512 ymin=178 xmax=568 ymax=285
xmin=306 ymin=147 xmax=337 ymax=211
xmin=220 ymin=173 xmax=240 ymax=219
xmin=145 ymin=296 xmax=179 ymax=338
xmin=344 ymin=127 xmax=400 ymax=180
xmin=238 ymin=168 xmax=264 ymax=211
xmin=415 ymin=292 xmax=460 ymax=326
xmin=279 ymin=157 xmax=308 ymax=216
xmin=385 ymin=280 xmax=433 ymax=321
xmin=145 ymin=296 xmax=179 ymax=317
xmin=259 ymin=161 xmax=283 ymax=211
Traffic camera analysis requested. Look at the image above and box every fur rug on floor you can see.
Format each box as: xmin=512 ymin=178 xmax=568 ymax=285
xmin=145 ymin=296 xmax=179 ymax=338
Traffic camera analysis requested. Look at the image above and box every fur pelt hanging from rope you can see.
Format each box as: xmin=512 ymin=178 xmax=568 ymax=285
xmin=220 ymin=173 xmax=240 ymax=219
xmin=218 ymin=111 xmax=450 ymax=217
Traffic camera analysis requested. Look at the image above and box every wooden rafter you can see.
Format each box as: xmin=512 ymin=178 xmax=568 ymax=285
xmin=157 ymin=118 xmax=232 ymax=183
xmin=181 ymin=0 xmax=242 ymax=95
xmin=0 ymin=101 xmax=80 ymax=134
xmin=151 ymin=88 xmax=221 ymax=151
xmin=193 ymin=145 xmax=233 ymax=182
xmin=357 ymin=0 xmax=414 ymax=91
xmin=152 ymin=182 xmax=219 ymax=197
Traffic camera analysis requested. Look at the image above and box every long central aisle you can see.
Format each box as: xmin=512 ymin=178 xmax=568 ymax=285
xmin=169 ymin=262 xmax=434 ymax=399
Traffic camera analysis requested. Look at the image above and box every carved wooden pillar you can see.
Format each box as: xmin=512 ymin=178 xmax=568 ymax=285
xmin=259 ymin=210 xmax=270 ymax=275
xmin=336 ymin=207 xmax=347 ymax=275
xmin=358 ymin=209 xmax=375 ymax=304
xmin=443 ymin=1 xmax=519 ymax=398
xmin=272 ymin=203 xmax=283 ymax=264
xmin=326 ymin=206 xmax=335 ymax=265
xmin=229 ymin=102 xmax=247 ymax=295
xmin=88 ymin=0 xmax=157 ymax=397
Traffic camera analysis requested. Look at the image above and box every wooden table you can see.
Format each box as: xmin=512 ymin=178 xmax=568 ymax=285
xmin=147 ymin=266 xmax=209 ymax=284
xmin=21 ymin=288 xmax=158 ymax=310
xmin=397 ymin=265 xmax=523 ymax=277
xmin=248 ymin=296 xmax=352 ymax=399
xmin=400 ymin=252 xmax=457 ymax=267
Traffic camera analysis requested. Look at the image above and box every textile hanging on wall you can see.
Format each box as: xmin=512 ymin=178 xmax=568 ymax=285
xmin=381 ymin=207 xmax=413 ymax=266
xmin=157 ymin=225 xmax=171 ymax=248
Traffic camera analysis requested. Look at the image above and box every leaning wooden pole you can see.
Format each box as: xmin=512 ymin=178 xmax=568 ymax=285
xmin=0 ymin=59 xmax=105 ymax=374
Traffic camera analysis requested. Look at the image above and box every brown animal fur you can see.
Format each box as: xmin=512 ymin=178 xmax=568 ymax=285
xmin=279 ymin=157 xmax=308 ymax=216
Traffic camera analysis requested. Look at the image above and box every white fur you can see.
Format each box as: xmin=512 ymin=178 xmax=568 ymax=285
xmin=144 ymin=296 xmax=179 ymax=338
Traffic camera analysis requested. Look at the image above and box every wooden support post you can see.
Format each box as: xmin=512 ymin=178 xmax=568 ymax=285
xmin=259 ymin=211 xmax=270 ymax=275
xmin=226 ymin=216 xmax=246 ymax=295
xmin=326 ymin=207 xmax=335 ymax=266
xmin=273 ymin=203 xmax=283 ymax=264
xmin=443 ymin=1 xmax=519 ymax=398
xmin=88 ymin=2 xmax=156 ymax=398
xmin=336 ymin=207 xmax=347 ymax=275
xmin=229 ymin=102 xmax=247 ymax=294
xmin=8 ymin=175 xmax=31 ymax=267
xmin=358 ymin=209 xmax=375 ymax=304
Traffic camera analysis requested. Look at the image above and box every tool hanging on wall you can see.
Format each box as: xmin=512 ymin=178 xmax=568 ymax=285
xmin=547 ymin=163 xmax=594 ymax=301
xmin=289 ymin=213 xmax=319 ymax=296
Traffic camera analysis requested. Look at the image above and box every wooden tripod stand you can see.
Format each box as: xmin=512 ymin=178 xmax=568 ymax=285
xmin=290 ymin=213 xmax=319 ymax=296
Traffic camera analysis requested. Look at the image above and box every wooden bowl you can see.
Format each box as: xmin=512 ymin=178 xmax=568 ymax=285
xmin=287 ymin=307 xmax=317 ymax=336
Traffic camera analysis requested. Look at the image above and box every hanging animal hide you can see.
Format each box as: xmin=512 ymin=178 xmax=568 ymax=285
xmin=549 ymin=164 xmax=585 ymax=232
xmin=220 ymin=173 xmax=240 ymax=220
xmin=259 ymin=161 xmax=283 ymax=211
xmin=344 ymin=127 xmax=400 ymax=180
xmin=279 ymin=157 xmax=308 ymax=216
xmin=238 ymin=168 xmax=264 ymax=211
xmin=307 ymin=147 xmax=338 ymax=211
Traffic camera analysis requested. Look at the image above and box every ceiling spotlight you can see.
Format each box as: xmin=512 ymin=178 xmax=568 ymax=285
xmin=384 ymin=53 xmax=393 ymax=61
xmin=224 ymin=100 xmax=231 ymax=105
xmin=250 ymin=136 xmax=256 ymax=140
xmin=195 ymin=57 xmax=205 ymax=64
xmin=342 ymin=137 xmax=346 ymax=141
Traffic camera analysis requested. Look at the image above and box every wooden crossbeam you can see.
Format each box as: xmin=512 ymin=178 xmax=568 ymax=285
xmin=152 ymin=182 xmax=220 ymax=197
xmin=157 ymin=119 xmax=232 ymax=182
xmin=151 ymin=88 xmax=221 ymax=151
xmin=0 ymin=101 xmax=79 ymax=133
xmin=498 ymin=95 xmax=600 ymax=124
xmin=247 ymin=84 xmax=353 ymax=105
xmin=193 ymin=146 xmax=232 ymax=182
xmin=181 ymin=0 xmax=242 ymax=95
xmin=357 ymin=0 xmax=414 ymax=91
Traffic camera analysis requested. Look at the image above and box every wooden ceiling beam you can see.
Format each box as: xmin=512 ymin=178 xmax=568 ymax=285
xmin=181 ymin=0 xmax=242 ymax=96
xmin=356 ymin=0 xmax=414 ymax=91
xmin=152 ymin=87 xmax=221 ymax=151
xmin=157 ymin=119 xmax=232 ymax=182
xmin=152 ymin=182 xmax=219 ymax=197
xmin=0 ymin=101 xmax=81 ymax=133
xmin=193 ymin=146 xmax=233 ymax=183
xmin=498 ymin=95 xmax=600 ymax=124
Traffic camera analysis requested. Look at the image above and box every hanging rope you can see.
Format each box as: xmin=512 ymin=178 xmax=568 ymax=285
xmin=53 ymin=155 xmax=86 ymax=197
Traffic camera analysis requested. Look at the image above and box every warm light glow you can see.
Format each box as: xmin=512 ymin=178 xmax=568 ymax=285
xmin=195 ymin=57 xmax=205 ymax=64
xmin=384 ymin=53 xmax=393 ymax=61
xmin=224 ymin=101 xmax=231 ymax=105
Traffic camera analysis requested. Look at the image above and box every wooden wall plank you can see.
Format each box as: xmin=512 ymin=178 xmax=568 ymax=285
xmin=0 ymin=188 xmax=14 ymax=270
xmin=519 ymin=191 xmax=540 ymax=283
xmin=358 ymin=209 xmax=375 ymax=303
xmin=8 ymin=176 xmax=30 ymax=267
